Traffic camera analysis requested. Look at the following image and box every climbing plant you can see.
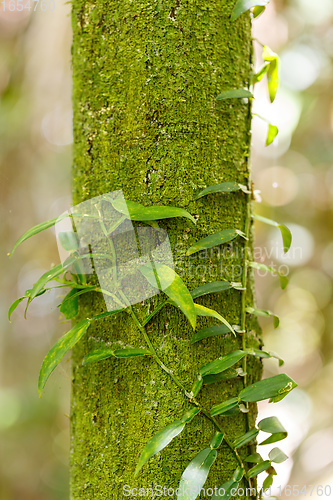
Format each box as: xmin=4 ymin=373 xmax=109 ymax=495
xmin=9 ymin=0 xmax=296 ymax=498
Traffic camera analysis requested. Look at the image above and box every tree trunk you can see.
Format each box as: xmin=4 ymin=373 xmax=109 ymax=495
xmin=70 ymin=1 xmax=261 ymax=498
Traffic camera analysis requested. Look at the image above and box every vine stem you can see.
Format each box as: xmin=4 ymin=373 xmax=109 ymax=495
xmin=121 ymin=293 xmax=245 ymax=470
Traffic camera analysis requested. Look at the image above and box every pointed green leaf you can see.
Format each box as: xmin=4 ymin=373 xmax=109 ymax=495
xmin=140 ymin=263 xmax=196 ymax=329
xmin=135 ymin=420 xmax=185 ymax=476
xmin=10 ymin=213 xmax=68 ymax=256
xmin=248 ymin=261 xmax=288 ymax=289
xmin=231 ymin=0 xmax=269 ymax=21
xmin=253 ymin=5 xmax=266 ymax=17
xmin=262 ymin=46 xmax=279 ymax=103
xmin=187 ymin=229 xmax=239 ymax=257
xmin=252 ymin=63 xmax=270 ymax=85
xmin=246 ymin=306 xmax=279 ymax=328
xmin=196 ymin=182 xmax=241 ymax=199
xmin=58 ymin=231 xmax=79 ymax=252
xmin=83 ymin=347 xmax=151 ymax=365
xmin=92 ymin=308 xmax=125 ymax=321
xmin=29 ymin=255 xmax=76 ymax=305
xmin=200 ymin=350 xmax=245 ymax=377
xmin=210 ymin=431 xmax=224 ymax=449
xmin=83 ymin=348 xmax=115 ymax=365
xmin=216 ymin=89 xmax=253 ymax=100
xmin=245 ymin=452 xmax=263 ymax=463
xmin=203 ymin=368 xmax=243 ymax=385
xmin=239 ymin=374 xmax=297 ymax=403
xmin=258 ymin=416 xmax=287 ymax=445
xmin=253 ymin=114 xmax=279 ymax=148
xmin=247 ymin=460 xmax=271 ymax=479
xmin=113 ymin=348 xmax=151 ymax=358
xmin=233 ymin=466 xmax=244 ymax=481
xmin=212 ymin=480 xmax=239 ymax=500
xmin=111 ymin=198 xmax=196 ymax=224
xmin=245 ymin=347 xmax=284 ymax=366
xmin=262 ymin=474 xmax=274 ymax=491
xmin=191 ymin=376 xmax=203 ymax=398
xmin=258 ymin=416 xmax=287 ymax=434
xmin=177 ymin=448 xmax=217 ymax=500
xmin=266 ymin=124 xmax=279 ymax=146
xmin=252 ymin=214 xmax=292 ymax=253
xmin=190 ymin=281 xmax=233 ymax=299
xmin=194 ymin=304 xmax=235 ymax=336
xmin=60 ymin=289 xmax=79 ymax=319
xmin=269 ymin=447 xmax=288 ymax=463
xmin=180 ymin=407 xmax=201 ymax=423
xmin=8 ymin=296 xmax=26 ymax=322
xmin=38 ymin=318 xmax=91 ymax=396
xmin=232 ymin=429 xmax=259 ymax=449
xmin=210 ymin=398 xmax=239 ymax=417
xmin=190 ymin=324 xmax=231 ymax=344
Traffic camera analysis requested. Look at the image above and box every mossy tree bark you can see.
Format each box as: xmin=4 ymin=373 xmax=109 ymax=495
xmin=70 ymin=0 xmax=262 ymax=498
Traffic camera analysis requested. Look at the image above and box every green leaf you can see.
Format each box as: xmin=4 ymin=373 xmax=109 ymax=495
xmin=258 ymin=416 xmax=287 ymax=445
xmin=196 ymin=182 xmax=241 ymax=199
xmin=210 ymin=397 xmax=239 ymax=417
xmin=199 ymin=350 xmax=245 ymax=377
xmin=232 ymin=429 xmax=259 ymax=449
xmin=253 ymin=4 xmax=266 ymax=17
xmin=233 ymin=466 xmax=244 ymax=481
xmin=190 ymin=324 xmax=232 ymax=344
xmin=262 ymin=45 xmax=279 ymax=103
xmin=252 ymin=63 xmax=270 ymax=85
xmin=180 ymin=407 xmax=201 ymax=423
xmin=262 ymin=474 xmax=274 ymax=491
xmin=8 ymin=296 xmax=26 ymax=322
xmin=247 ymin=460 xmax=271 ymax=479
xmin=210 ymin=431 xmax=224 ymax=449
xmin=60 ymin=289 xmax=79 ymax=319
xmin=113 ymin=348 xmax=151 ymax=358
xmin=239 ymin=374 xmax=297 ymax=403
xmin=38 ymin=318 xmax=91 ymax=396
xmin=231 ymin=0 xmax=269 ymax=21
xmin=216 ymin=89 xmax=253 ymax=100
xmin=83 ymin=347 xmax=151 ymax=365
xmin=10 ymin=213 xmax=68 ymax=257
xmin=28 ymin=255 xmax=76 ymax=305
xmin=203 ymin=368 xmax=243 ymax=385
xmin=140 ymin=263 xmax=196 ymax=329
xmin=245 ymin=347 xmax=284 ymax=366
xmin=269 ymin=447 xmax=288 ymax=463
xmin=266 ymin=124 xmax=279 ymax=146
xmin=253 ymin=113 xmax=279 ymax=147
xmin=245 ymin=452 xmax=263 ymax=463
xmin=190 ymin=281 xmax=233 ymax=299
xmin=187 ymin=229 xmax=240 ymax=256
xmin=248 ymin=261 xmax=288 ymax=289
xmin=92 ymin=308 xmax=125 ymax=321
xmin=58 ymin=231 xmax=79 ymax=252
xmin=212 ymin=480 xmax=239 ymax=500
xmin=245 ymin=306 xmax=279 ymax=328
xmin=82 ymin=348 xmax=115 ymax=365
xmin=177 ymin=448 xmax=217 ymax=500
xmin=135 ymin=420 xmax=185 ymax=476
xmin=110 ymin=198 xmax=196 ymax=224
xmin=191 ymin=376 xmax=203 ymax=397
xmin=194 ymin=304 xmax=235 ymax=336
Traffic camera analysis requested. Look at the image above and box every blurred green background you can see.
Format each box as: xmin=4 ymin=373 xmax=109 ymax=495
xmin=1 ymin=1 xmax=332 ymax=498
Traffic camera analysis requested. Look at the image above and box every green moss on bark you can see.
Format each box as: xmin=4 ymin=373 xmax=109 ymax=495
xmin=70 ymin=0 xmax=262 ymax=498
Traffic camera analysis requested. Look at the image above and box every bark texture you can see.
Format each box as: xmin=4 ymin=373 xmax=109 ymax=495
xmin=70 ymin=1 xmax=262 ymax=498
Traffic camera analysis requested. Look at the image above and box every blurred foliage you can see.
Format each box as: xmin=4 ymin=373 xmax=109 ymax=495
xmin=0 ymin=0 xmax=332 ymax=498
